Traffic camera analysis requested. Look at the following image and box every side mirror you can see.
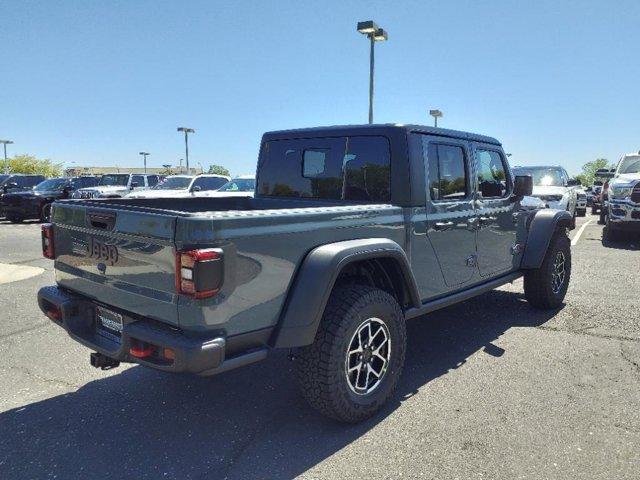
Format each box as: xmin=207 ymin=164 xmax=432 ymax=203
xmin=130 ymin=182 xmax=139 ymax=189
xmin=513 ymin=175 xmax=533 ymax=198
xmin=191 ymin=185 xmax=202 ymax=192
xmin=567 ymin=179 xmax=579 ymax=187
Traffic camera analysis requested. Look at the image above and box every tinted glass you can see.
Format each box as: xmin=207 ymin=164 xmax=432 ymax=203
xmin=147 ymin=175 xmax=159 ymax=186
xmin=476 ymin=149 xmax=509 ymax=198
xmin=99 ymin=174 xmax=129 ymax=186
xmin=218 ymin=178 xmax=256 ymax=192
xmin=427 ymin=143 xmax=468 ymax=201
xmin=258 ymin=136 xmax=390 ymax=202
xmin=193 ymin=176 xmax=228 ymax=191
xmin=154 ymin=176 xmax=193 ymax=190
xmin=0 ymin=174 xmax=9 ymax=185
xmin=512 ymin=167 xmax=564 ymax=186
xmin=131 ymin=175 xmax=145 ymax=186
xmin=35 ymin=179 xmax=68 ymax=191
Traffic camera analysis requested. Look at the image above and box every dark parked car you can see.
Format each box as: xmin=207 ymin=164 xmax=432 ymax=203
xmin=1 ymin=176 xmax=99 ymax=222
xmin=0 ymin=174 xmax=46 ymax=217
xmin=38 ymin=124 xmax=572 ymax=423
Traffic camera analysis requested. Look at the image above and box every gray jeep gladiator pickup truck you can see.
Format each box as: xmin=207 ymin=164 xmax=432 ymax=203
xmin=38 ymin=124 xmax=572 ymax=423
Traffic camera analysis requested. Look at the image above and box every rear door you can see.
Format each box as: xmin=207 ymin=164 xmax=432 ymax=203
xmin=53 ymin=203 xmax=180 ymax=325
xmin=471 ymin=144 xmax=519 ymax=277
xmin=424 ymin=139 xmax=478 ymax=287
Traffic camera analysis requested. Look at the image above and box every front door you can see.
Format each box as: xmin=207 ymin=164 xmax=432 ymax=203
xmin=424 ymin=140 xmax=478 ymax=287
xmin=471 ymin=144 xmax=519 ymax=277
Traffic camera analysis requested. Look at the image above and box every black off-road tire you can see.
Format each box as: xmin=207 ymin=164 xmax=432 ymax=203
xmin=295 ymin=285 xmax=406 ymax=423
xmin=599 ymin=208 xmax=606 ymax=225
xmin=591 ymin=205 xmax=598 ymax=215
xmin=524 ymin=229 xmax=571 ymax=309
xmin=604 ymin=216 xmax=623 ymax=241
xmin=7 ymin=214 xmax=23 ymax=224
xmin=577 ymin=208 xmax=586 ymax=217
xmin=570 ymin=210 xmax=577 ymax=229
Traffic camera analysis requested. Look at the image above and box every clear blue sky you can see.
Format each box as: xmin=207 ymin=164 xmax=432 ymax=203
xmin=2 ymin=0 xmax=639 ymax=176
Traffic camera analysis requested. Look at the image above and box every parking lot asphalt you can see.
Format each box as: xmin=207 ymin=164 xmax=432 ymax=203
xmin=0 ymin=215 xmax=638 ymax=479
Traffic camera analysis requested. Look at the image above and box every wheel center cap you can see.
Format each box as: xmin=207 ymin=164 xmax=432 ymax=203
xmin=362 ymin=349 xmax=373 ymax=363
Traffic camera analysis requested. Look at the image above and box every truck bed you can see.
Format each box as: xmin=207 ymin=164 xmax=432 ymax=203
xmin=50 ymin=197 xmax=405 ymax=338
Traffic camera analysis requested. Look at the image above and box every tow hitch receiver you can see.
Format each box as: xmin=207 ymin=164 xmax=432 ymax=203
xmin=90 ymin=352 xmax=120 ymax=370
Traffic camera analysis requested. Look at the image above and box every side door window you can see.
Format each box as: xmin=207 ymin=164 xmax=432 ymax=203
xmin=424 ymin=139 xmax=478 ymax=288
xmin=476 ymin=150 xmax=510 ymax=199
xmin=147 ymin=175 xmax=159 ymax=187
xmin=131 ymin=175 xmax=145 ymax=189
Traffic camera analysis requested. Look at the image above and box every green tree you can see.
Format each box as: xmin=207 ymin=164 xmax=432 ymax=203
xmin=7 ymin=154 xmax=62 ymax=177
xmin=207 ymin=164 xmax=231 ymax=176
xmin=580 ymin=158 xmax=613 ymax=186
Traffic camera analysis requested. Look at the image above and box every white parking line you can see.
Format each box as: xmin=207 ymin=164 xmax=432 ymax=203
xmin=571 ymin=219 xmax=594 ymax=246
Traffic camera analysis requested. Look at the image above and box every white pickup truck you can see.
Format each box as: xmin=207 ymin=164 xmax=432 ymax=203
xmin=601 ymin=152 xmax=640 ymax=240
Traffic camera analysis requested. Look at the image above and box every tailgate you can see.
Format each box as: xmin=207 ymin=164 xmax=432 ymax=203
xmin=52 ymin=202 xmax=180 ymax=326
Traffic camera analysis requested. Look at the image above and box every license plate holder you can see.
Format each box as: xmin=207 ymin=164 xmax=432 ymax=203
xmin=96 ymin=306 xmax=123 ymax=343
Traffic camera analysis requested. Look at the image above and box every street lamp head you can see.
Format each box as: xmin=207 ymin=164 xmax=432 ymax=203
xmin=139 ymin=151 xmax=150 ymax=156
xmin=373 ymin=28 xmax=388 ymax=41
xmin=429 ymin=109 xmax=443 ymax=118
xmin=177 ymin=127 xmax=195 ymax=134
xmin=357 ymin=20 xmax=379 ymax=34
xmin=0 ymin=140 xmax=14 ymax=145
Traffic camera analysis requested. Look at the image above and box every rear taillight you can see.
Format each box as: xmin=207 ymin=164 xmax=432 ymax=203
xmin=41 ymin=223 xmax=55 ymax=259
xmin=175 ymin=248 xmax=223 ymax=299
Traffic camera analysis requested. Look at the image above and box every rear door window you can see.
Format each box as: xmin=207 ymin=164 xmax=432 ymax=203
xmin=427 ymin=143 xmax=469 ymax=201
xmin=131 ymin=175 xmax=145 ymax=187
xmin=258 ymin=136 xmax=390 ymax=202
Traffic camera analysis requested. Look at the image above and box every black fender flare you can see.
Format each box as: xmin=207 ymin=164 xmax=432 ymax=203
xmin=520 ymin=209 xmax=572 ymax=269
xmin=271 ymin=238 xmax=420 ymax=349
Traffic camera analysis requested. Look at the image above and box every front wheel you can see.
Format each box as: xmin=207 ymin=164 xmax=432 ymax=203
xmin=577 ymin=208 xmax=586 ymax=217
xmin=524 ymin=230 xmax=571 ymax=309
xmin=295 ymin=285 xmax=406 ymax=423
xmin=599 ymin=208 xmax=606 ymax=225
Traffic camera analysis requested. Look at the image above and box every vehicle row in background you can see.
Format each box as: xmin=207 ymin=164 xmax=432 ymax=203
xmin=1 ymin=176 xmax=99 ymax=222
xmin=72 ymin=173 xmax=163 ymax=198
xmin=126 ymin=174 xmax=230 ymax=198
xmin=512 ymin=165 xmax=579 ymax=227
xmin=596 ymin=152 xmax=640 ymax=240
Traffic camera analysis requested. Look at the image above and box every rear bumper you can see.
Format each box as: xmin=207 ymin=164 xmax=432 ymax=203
xmin=37 ymin=286 xmax=267 ymax=375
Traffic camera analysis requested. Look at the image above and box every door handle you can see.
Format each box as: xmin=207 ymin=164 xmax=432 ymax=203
xmin=479 ymin=216 xmax=497 ymax=225
xmin=434 ymin=221 xmax=454 ymax=231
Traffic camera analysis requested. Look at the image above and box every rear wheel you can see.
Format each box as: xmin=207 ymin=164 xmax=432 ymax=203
xmin=295 ymin=285 xmax=406 ymax=423
xmin=524 ymin=230 xmax=571 ymax=309
xmin=7 ymin=214 xmax=23 ymax=224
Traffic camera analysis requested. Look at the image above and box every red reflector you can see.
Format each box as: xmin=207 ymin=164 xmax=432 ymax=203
xmin=41 ymin=223 xmax=55 ymax=259
xmin=163 ymin=348 xmax=175 ymax=361
xmin=45 ymin=306 xmax=62 ymax=321
xmin=130 ymin=340 xmax=156 ymax=358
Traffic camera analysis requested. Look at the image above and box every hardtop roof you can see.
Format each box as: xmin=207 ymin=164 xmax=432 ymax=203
xmin=262 ymin=123 xmax=501 ymax=146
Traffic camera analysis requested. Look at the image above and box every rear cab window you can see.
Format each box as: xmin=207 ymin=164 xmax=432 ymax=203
xmin=258 ymin=136 xmax=391 ymax=202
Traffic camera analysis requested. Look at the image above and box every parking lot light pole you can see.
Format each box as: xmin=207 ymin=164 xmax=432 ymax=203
xmin=177 ymin=127 xmax=195 ymax=173
xmin=139 ymin=152 xmax=150 ymax=173
xmin=1 ymin=140 xmax=14 ymax=174
xmin=429 ymin=109 xmax=443 ymax=127
xmin=357 ymin=21 xmax=388 ymax=124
